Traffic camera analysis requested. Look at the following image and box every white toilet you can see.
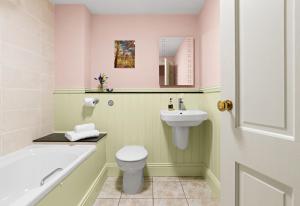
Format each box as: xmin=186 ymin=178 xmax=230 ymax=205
xmin=116 ymin=145 xmax=148 ymax=194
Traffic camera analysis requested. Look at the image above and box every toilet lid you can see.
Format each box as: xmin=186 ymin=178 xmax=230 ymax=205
xmin=116 ymin=146 xmax=148 ymax=162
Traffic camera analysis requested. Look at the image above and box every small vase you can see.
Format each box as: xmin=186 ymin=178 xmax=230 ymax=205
xmin=98 ymin=83 xmax=105 ymax=92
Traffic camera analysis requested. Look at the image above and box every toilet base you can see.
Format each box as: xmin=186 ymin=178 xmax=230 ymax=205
xmin=123 ymin=169 xmax=144 ymax=194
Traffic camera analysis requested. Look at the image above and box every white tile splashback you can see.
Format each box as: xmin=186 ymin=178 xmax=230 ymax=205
xmin=0 ymin=0 xmax=54 ymax=155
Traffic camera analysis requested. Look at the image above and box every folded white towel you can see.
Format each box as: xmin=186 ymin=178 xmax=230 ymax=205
xmin=65 ymin=130 xmax=100 ymax=142
xmin=74 ymin=123 xmax=96 ymax=133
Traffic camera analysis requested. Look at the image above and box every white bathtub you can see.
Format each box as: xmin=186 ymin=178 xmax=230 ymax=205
xmin=0 ymin=144 xmax=96 ymax=206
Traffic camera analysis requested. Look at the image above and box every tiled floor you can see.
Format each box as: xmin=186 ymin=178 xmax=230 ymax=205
xmin=93 ymin=176 xmax=219 ymax=206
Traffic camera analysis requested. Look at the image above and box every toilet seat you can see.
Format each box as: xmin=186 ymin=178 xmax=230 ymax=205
xmin=116 ymin=145 xmax=148 ymax=162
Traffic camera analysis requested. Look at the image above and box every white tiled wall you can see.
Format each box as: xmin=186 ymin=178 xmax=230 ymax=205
xmin=0 ymin=0 xmax=54 ymax=155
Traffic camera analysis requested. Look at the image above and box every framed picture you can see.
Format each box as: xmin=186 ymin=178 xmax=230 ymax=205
xmin=114 ymin=40 xmax=135 ymax=68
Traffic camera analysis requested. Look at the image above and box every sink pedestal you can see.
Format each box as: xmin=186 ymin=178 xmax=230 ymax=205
xmin=172 ymin=127 xmax=189 ymax=150
xmin=160 ymin=110 xmax=208 ymax=150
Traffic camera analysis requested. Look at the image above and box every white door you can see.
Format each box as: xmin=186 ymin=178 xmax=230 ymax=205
xmin=220 ymin=0 xmax=300 ymax=206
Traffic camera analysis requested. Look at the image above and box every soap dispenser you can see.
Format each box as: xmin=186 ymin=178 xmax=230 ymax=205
xmin=168 ymin=98 xmax=174 ymax=110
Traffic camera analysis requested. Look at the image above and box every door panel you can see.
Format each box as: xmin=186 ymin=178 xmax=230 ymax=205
xmin=220 ymin=0 xmax=300 ymax=205
xmin=238 ymin=164 xmax=292 ymax=206
xmin=240 ymin=173 xmax=284 ymax=206
xmin=238 ymin=0 xmax=295 ymax=138
xmin=239 ymin=0 xmax=285 ymax=129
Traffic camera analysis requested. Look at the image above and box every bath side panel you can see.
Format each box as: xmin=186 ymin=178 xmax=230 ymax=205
xmin=36 ymin=138 xmax=106 ymax=206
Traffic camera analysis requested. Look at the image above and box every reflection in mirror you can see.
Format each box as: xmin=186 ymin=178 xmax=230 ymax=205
xmin=159 ymin=37 xmax=194 ymax=87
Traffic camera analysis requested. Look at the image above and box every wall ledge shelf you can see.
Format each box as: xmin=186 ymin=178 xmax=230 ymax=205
xmin=53 ymin=87 xmax=221 ymax=94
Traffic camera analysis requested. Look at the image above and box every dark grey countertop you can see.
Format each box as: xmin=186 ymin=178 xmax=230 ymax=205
xmin=33 ymin=133 xmax=107 ymax=143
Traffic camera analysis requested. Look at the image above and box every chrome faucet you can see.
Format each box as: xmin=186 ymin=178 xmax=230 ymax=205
xmin=178 ymin=98 xmax=185 ymax=110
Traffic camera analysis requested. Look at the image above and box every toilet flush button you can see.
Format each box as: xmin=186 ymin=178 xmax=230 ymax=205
xmin=108 ymin=100 xmax=114 ymax=106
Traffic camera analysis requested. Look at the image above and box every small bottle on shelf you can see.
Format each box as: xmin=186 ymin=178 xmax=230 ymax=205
xmin=168 ymin=98 xmax=174 ymax=110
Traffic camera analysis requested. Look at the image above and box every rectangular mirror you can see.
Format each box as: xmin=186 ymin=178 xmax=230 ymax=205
xmin=159 ymin=37 xmax=194 ymax=87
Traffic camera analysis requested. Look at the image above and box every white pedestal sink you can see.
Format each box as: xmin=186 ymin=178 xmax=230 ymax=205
xmin=160 ymin=110 xmax=208 ymax=150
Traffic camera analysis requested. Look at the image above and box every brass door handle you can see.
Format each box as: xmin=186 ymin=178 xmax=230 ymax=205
xmin=217 ymin=100 xmax=233 ymax=112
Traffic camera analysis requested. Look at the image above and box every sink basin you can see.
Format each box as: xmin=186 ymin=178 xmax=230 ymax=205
xmin=160 ymin=110 xmax=208 ymax=127
xmin=160 ymin=110 xmax=208 ymax=150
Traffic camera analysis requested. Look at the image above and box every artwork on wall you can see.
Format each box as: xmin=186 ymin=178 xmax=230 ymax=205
xmin=114 ymin=40 xmax=135 ymax=68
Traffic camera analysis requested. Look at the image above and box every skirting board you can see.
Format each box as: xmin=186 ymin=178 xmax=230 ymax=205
xmin=105 ymin=162 xmax=205 ymax=177
xmin=205 ymin=168 xmax=221 ymax=198
xmin=79 ymin=165 xmax=108 ymax=206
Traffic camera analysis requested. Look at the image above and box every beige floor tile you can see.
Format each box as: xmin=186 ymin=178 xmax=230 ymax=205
xmin=201 ymin=197 xmax=220 ymax=206
xmin=153 ymin=181 xmax=185 ymax=198
xmin=153 ymin=176 xmax=180 ymax=182
xmin=98 ymin=180 xmax=122 ymax=199
xmin=181 ymin=181 xmax=211 ymax=199
xmin=187 ymin=198 xmax=220 ymax=206
xmin=93 ymin=199 xmax=119 ymax=206
xmin=119 ymin=199 xmax=153 ymax=206
xmin=154 ymin=198 xmax=188 ymax=206
xmin=179 ymin=176 xmax=205 ymax=182
xmin=96 ymin=176 xmax=215 ymax=206
xmin=121 ymin=181 xmax=153 ymax=198
xmin=187 ymin=199 xmax=203 ymax=206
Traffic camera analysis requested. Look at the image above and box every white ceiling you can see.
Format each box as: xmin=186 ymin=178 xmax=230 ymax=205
xmin=51 ymin=0 xmax=204 ymax=14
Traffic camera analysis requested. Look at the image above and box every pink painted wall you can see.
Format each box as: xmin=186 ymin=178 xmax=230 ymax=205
xmin=90 ymin=15 xmax=198 ymax=88
xmin=196 ymin=0 xmax=220 ymax=88
xmin=55 ymin=5 xmax=91 ymax=89
xmin=83 ymin=6 xmax=91 ymax=89
xmin=54 ymin=0 xmax=220 ymax=89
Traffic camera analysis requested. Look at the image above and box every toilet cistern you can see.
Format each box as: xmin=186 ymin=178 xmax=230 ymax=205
xmin=160 ymin=110 xmax=208 ymax=150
